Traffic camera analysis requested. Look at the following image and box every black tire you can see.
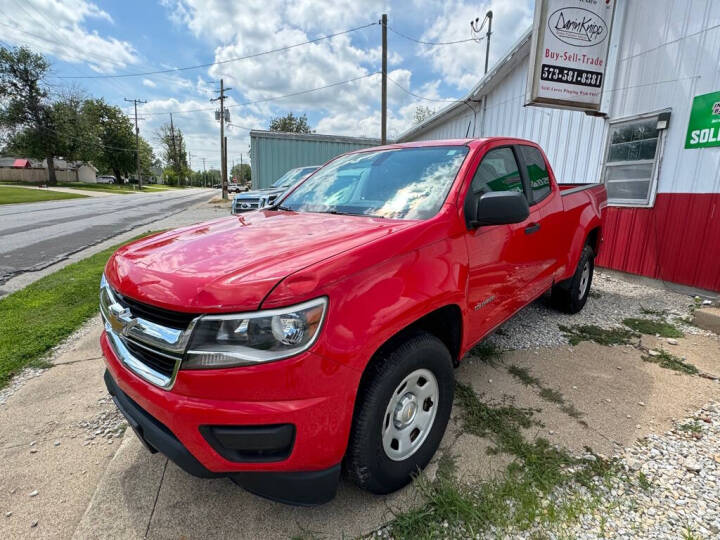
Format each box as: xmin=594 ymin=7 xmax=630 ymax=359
xmin=552 ymin=244 xmax=594 ymax=314
xmin=344 ymin=331 xmax=454 ymax=494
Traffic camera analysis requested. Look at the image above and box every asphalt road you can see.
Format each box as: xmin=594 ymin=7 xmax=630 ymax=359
xmin=0 ymin=188 xmax=213 ymax=285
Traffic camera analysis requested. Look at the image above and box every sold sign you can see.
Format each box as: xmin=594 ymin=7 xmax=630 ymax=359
xmin=685 ymin=91 xmax=720 ymax=149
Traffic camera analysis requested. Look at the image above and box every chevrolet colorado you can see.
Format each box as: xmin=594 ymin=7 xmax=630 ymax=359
xmin=100 ymin=138 xmax=606 ymax=505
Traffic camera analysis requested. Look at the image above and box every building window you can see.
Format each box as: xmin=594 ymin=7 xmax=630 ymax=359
xmin=602 ymin=114 xmax=664 ymax=207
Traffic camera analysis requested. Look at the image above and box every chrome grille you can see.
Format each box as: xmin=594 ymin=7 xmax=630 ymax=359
xmin=100 ymin=276 xmax=199 ymax=389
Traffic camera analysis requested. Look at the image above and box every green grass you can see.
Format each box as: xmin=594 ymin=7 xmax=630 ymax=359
xmin=0 ymin=232 xmax=160 ymax=388
xmin=0 ymin=186 xmax=87 ymax=204
xmin=387 ymin=384 xmax=619 ymax=538
xmin=559 ymin=324 xmax=637 ymax=346
xmin=677 ymin=421 xmax=702 ymax=434
xmin=642 ymin=350 xmax=698 ymax=375
xmin=469 ymin=340 xmax=501 ymax=365
xmin=637 ymin=471 xmax=652 ymax=491
xmin=623 ymin=317 xmax=683 ymax=338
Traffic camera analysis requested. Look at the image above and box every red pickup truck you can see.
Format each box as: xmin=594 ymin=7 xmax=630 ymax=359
xmin=100 ymin=138 xmax=605 ymax=505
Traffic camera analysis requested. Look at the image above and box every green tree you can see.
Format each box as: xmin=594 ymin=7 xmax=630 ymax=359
xmin=0 ymin=47 xmax=89 ymax=185
xmin=230 ymin=162 xmax=251 ymax=184
xmin=82 ymin=99 xmax=136 ymax=183
xmin=137 ymin=138 xmax=156 ymax=180
xmin=156 ymin=122 xmax=189 ymax=185
xmin=269 ymin=112 xmax=312 ymax=133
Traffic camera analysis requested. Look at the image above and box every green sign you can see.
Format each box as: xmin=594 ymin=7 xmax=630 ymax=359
xmin=685 ymin=91 xmax=720 ymax=149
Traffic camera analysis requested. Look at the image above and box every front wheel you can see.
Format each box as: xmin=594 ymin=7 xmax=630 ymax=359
xmin=552 ymin=244 xmax=594 ymax=314
xmin=344 ymin=332 xmax=454 ymax=494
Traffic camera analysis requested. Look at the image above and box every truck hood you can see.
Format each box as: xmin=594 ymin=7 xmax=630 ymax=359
xmin=105 ymin=210 xmax=413 ymax=313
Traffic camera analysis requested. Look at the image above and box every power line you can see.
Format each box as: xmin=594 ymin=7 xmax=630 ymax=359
xmin=387 ymin=25 xmax=481 ymax=46
xmin=138 ymin=72 xmax=379 ymax=116
xmin=386 ymin=76 xmax=463 ymax=103
xmin=55 ymin=22 xmax=379 ymax=79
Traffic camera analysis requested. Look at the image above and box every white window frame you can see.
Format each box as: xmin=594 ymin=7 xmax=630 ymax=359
xmin=601 ymin=110 xmax=669 ymax=208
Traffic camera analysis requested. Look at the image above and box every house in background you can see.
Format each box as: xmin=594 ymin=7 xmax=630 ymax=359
xmin=12 ymin=158 xmax=32 ymax=169
xmin=0 ymin=157 xmax=98 ymax=183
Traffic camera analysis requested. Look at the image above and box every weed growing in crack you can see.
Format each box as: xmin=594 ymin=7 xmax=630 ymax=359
xmin=507 ymin=365 xmax=585 ymax=422
xmin=623 ymin=317 xmax=683 ymax=338
xmin=386 ymin=383 xmax=620 ymax=539
xmin=559 ymin=324 xmax=637 ymax=346
xmin=642 ymin=350 xmax=698 ymax=375
xmin=469 ymin=340 xmax=501 ymax=366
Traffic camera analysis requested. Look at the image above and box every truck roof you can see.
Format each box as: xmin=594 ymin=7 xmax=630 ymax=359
xmin=345 ymin=137 xmax=541 ymax=154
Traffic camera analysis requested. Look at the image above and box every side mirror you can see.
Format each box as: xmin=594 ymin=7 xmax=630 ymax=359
xmin=468 ymin=191 xmax=529 ymax=228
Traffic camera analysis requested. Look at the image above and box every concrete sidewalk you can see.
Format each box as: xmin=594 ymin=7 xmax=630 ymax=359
xmin=0 ymin=320 xmax=119 ymax=538
xmin=71 ymin=334 xmax=719 ymax=539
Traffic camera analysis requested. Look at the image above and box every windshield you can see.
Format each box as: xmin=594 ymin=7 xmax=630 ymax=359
xmin=280 ymin=146 xmax=468 ymax=220
xmin=271 ymin=167 xmax=317 ymax=188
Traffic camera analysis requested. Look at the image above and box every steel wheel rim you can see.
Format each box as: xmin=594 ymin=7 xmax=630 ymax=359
xmin=579 ymin=261 xmax=590 ymax=298
xmin=382 ymin=368 xmax=439 ymax=461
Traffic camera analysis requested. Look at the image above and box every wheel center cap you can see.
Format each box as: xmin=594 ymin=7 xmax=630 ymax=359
xmin=393 ymin=393 xmax=418 ymax=429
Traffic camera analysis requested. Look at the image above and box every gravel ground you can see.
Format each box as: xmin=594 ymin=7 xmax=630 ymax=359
xmin=518 ymin=402 xmax=720 ymax=539
xmin=77 ymin=395 xmax=126 ymax=446
xmin=487 ymin=271 xmax=709 ymax=351
xmin=370 ymin=402 xmax=720 ymax=540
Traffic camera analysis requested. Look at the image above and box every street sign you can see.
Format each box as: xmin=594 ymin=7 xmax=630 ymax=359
xmin=526 ymin=0 xmax=616 ymax=112
xmin=684 ymin=91 xmax=720 ymax=149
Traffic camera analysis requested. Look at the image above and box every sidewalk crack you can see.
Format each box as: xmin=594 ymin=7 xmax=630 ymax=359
xmin=145 ymin=458 xmax=168 ymax=539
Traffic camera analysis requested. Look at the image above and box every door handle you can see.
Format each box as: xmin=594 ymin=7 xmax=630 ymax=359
xmin=525 ymin=223 xmax=541 ymax=235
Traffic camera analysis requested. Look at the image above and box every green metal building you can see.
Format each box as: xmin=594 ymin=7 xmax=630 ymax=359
xmin=249 ymin=130 xmax=381 ymax=189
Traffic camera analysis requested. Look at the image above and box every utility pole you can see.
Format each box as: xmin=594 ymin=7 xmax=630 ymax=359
xmin=224 ymin=136 xmax=228 ymax=187
xmin=471 ymin=11 xmax=493 ymax=75
xmin=201 ymin=157 xmax=206 ymax=187
xmin=124 ymin=98 xmax=147 ymax=189
xmin=485 ymin=11 xmax=492 ymax=75
xmin=211 ymin=78 xmax=232 ymax=199
xmin=381 ymin=13 xmax=387 ymax=145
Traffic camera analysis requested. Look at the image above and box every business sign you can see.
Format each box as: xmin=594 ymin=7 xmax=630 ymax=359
xmin=685 ymin=91 xmax=720 ymax=149
xmin=526 ymin=0 xmax=616 ymax=112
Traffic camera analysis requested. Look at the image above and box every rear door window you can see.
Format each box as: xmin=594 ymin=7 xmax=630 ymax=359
xmin=518 ymin=146 xmax=551 ymax=204
xmin=468 ymin=147 xmax=524 ymax=196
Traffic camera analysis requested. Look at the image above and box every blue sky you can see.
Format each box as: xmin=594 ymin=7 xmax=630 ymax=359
xmin=1 ymin=0 xmax=533 ymax=170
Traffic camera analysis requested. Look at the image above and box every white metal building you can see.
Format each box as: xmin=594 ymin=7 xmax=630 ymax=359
xmin=399 ymin=0 xmax=720 ymax=292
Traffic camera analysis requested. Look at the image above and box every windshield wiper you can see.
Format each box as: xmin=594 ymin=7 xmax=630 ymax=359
xmin=273 ymin=204 xmax=294 ymax=211
xmin=325 ymin=209 xmax=385 ymax=218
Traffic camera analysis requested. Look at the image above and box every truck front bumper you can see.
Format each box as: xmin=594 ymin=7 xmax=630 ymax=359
xmin=101 ymin=331 xmax=359 ymax=505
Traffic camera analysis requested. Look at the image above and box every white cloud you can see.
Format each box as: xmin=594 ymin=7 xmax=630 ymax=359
xmin=419 ymin=0 xmax=533 ymax=90
xmin=1 ymin=0 xmax=139 ymax=73
xmin=142 ymin=79 xmax=157 ymax=88
xmin=156 ymin=0 xmax=530 ymax=148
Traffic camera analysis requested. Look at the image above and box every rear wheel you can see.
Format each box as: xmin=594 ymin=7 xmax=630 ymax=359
xmin=552 ymin=244 xmax=594 ymax=314
xmin=345 ymin=332 xmax=454 ymax=494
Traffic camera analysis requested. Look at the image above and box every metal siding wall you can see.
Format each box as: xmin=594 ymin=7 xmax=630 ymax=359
xmin=595 ymin=0 xmax=720 ymax=291
xmin=250 ymin=134 xmax=378 ymax=188
xmin=411 ymin=57 xmax=606 ymax=184
xmin=608 ymin=0 xmax=720 ymax=195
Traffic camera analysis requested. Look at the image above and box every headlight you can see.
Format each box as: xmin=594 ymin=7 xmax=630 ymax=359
xmin=183 ymin=297 xmax=327 ymax=369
